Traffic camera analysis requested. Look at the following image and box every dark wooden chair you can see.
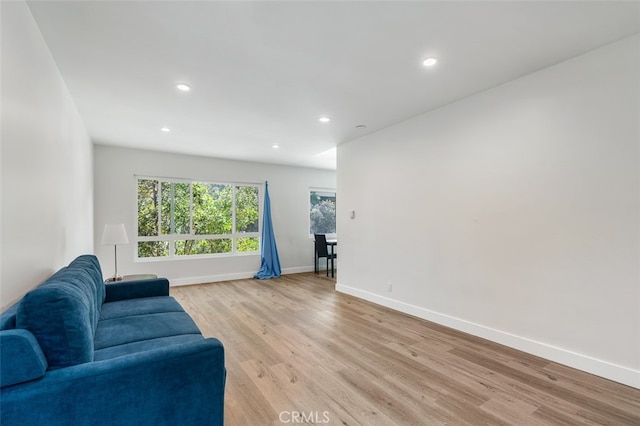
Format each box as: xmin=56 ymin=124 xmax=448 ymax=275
xmin=314 ymin=234 xmax=336 ymax=277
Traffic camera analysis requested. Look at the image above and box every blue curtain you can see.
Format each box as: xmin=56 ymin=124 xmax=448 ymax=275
xmin=254 ymin=181 xmax=281 ymax=279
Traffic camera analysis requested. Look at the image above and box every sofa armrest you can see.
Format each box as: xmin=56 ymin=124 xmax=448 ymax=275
xmin=104 ymin=278 xmax=170 ymax=302
xmin=1 ymin=338 xmax=226 ymax=425
xmin=0 ymin=330 xmax=48 ymax=387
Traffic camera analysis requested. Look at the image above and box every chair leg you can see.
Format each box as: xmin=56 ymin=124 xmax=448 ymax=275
xmin=331 ymin=256 xmax=334 ymax=278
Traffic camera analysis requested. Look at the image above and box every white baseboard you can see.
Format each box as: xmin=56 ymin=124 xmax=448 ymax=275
xmin=282 ymin=266 xmax=316 ymax=274
xmin=336 ymin=282 xmax=640 ymax=389
xmin=170 ymin=272 xmax=256 ymax=286
xmin=169 ymin=266 xmax=316 ymax=287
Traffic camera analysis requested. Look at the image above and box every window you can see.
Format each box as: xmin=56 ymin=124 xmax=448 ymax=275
xmin=309 ymin=189 xmax=336 ymax=235
xmin=136 ymin=177 xmax=260 ymax=259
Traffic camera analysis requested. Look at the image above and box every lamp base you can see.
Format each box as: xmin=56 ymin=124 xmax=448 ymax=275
xmin=105 ymin=275 xmax=123 ymax=283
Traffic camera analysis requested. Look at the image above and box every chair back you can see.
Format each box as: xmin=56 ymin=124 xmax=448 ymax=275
xmin=314 ymin=234 xmax=329 ymax=257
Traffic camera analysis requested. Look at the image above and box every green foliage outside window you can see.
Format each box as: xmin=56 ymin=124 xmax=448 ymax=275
xmin=137 ymin=179 xmax=159 ymax=237
xmin=235 ymin=186 xmax=259 ymax=233
xmin=137 ymin=179 xmax=260 ymax=258
xmin=310 ymin=190 xmax=336 ymax=234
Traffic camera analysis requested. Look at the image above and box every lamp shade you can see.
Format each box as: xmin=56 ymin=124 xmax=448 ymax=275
xmin=101 ymin=224 xmax=129 ymax=246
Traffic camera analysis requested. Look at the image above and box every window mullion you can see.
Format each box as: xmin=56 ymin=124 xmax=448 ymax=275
xmin=231 ymin=185 xmax=237 ymax=253
xmin=157 ymin=180 xmax=162 ymax=237
xmin=190 ymin=183 xmax=194 ymax=235
xmin=170 ymin=183 xmax=175 ymax=235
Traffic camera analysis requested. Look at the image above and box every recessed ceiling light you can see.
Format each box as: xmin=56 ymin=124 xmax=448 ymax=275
xmin=176 ymin=83 xmax=191 ymax=92
xmin=319 ymin=116 xmax=331 ymax=123
xmin=160 ymin=126 xmax=171 ymax=132
xmin=272 ymin=144 xmax=280 ymax=149
xmin=422 ymin=57 xmax=438 ymax=67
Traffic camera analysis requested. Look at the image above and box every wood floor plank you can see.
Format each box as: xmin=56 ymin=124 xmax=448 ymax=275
xmin=171 ymin=273 xmax=640 ymax=425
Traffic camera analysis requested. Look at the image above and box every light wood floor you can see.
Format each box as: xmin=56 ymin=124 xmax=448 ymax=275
xmin=171 ymin=273 xmax=640 ymax=426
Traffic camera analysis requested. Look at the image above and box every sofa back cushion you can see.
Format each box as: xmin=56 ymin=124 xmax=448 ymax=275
xmin=69 ymin=254 xmax=106 ymax=305
xmin=16 ymin=264 xmax=100 ymax=370
xmin=0 ymin=303 xmax=18 ymax=331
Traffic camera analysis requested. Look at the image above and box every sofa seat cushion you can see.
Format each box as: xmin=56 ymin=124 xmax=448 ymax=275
xmin=100 ymin=296 xmax=184 ymax=320
xmin=94 ymin=334 xmax=204 ymax=361
xmin=94 ymin=312 xmax=202 ymax=350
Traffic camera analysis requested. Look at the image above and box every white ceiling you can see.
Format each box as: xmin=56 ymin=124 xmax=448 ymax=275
xmin=27 ymin=1 xmax=640 ymax=170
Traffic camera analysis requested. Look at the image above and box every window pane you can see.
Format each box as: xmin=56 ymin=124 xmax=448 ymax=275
xmin=138 ymin=241 xmax=169 ymax=257
xmin=160 ymin=181 xmax=171 ymax=235
xmin=310 ymin=190 xmax=336 ymax=234
xmin=137 ymin=179 xmax=159 ymax=236
xmin=193 ymin=183 xmax=232 ymax=235
xmin=236 ymin=186 xmax=259 ymax=233
xmin=237 ymin=237 xmax=259 ymax=253
xmin=175 ymin=239 xmax=232 ymax=255
xmin=174 ymin=183 xmax=191 ymax=234
xmin=161 ymin=182 xmax=191 ymax=235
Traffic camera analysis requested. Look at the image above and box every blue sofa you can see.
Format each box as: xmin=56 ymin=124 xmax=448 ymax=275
xmin=0 ymin=255 xmax=225 ymax=425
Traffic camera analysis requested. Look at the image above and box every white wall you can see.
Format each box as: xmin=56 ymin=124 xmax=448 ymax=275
xmin=94 ymin=145 xmax=335 ymax=284
xmin=337 ymin=35 xmax=640 ymax=388
xmin=0 ymin=1 xmax=94 ymax=309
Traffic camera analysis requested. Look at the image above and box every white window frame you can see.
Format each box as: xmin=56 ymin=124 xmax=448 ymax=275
xmin=135 ymin=175 xmax=262 ymax=261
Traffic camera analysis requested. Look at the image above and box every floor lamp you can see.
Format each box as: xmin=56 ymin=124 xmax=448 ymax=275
xmin=102 ymin=224 xmax=129 ymax=282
